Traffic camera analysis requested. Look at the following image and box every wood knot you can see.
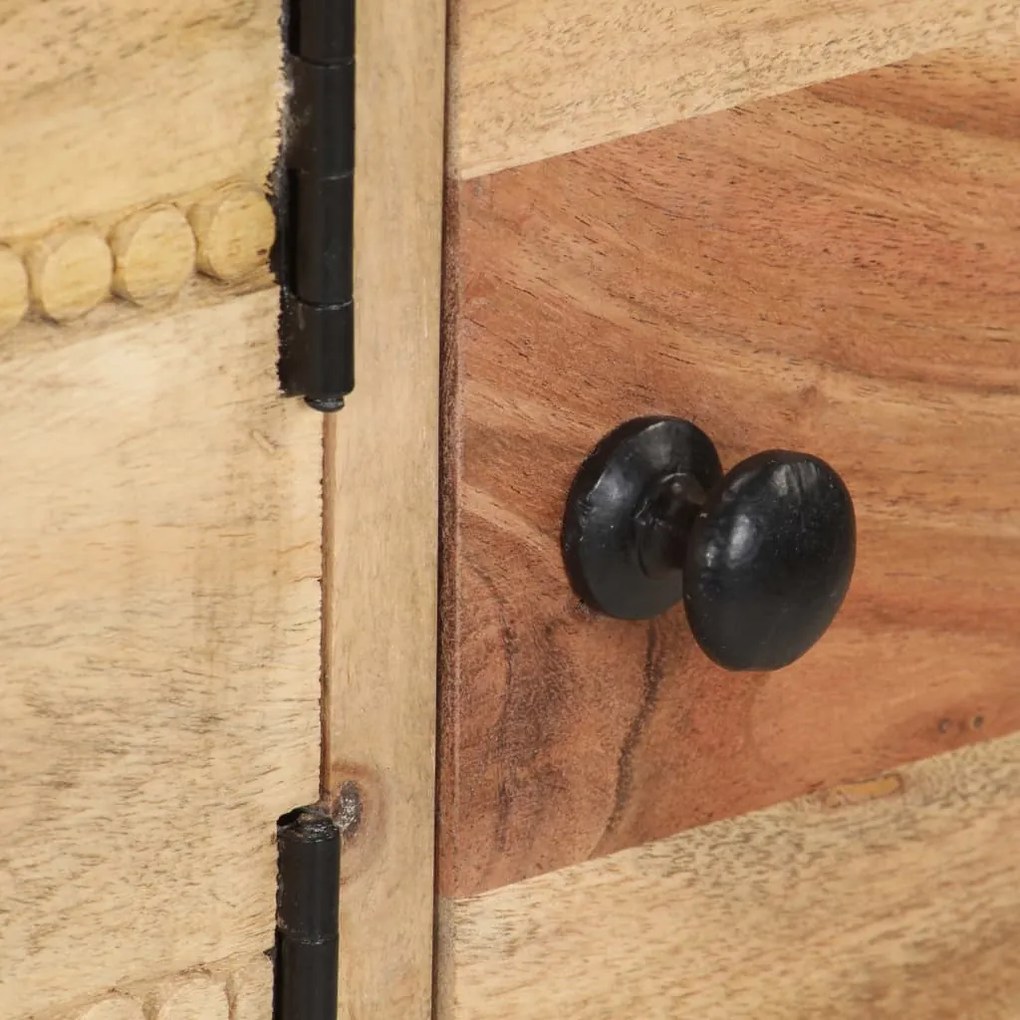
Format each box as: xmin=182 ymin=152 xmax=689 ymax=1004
xmin=938 ymin=713 xmax=985 ymax=736
xmin=332 ymin=779 xmax=364 ymax=837
xmin=328 ymin=764 xmax=385 ymax=884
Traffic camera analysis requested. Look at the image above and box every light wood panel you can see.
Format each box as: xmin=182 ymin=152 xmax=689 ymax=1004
xmin=0 ymin=291 xmax=321 ymax=1018
xmin=449 ymin=0 xmax=1019 ymax=178
xmin=0 ymin=0 xmax=279 ymax=239
xmin=0 ymin=245 xmax=28 ymax=332
xmin=437 ymin=734 xmax=1020 ymax=1019
xmin=439 ymin=46 xmax=1020 ymax=897
xmin=44 ymin=950 xmax=272 ymax=1020
xmin=109 ymin=205 xmax=197 ymax=307
xmin=321 ymin=1 xmax=446 ymax=1017
xmin=0 ymin=184 xmax=275 ymax=334
xmin=26 ymin=227 xmax=113 ymax=321
xmin=189 ymin=184 xmax=277 ymax=284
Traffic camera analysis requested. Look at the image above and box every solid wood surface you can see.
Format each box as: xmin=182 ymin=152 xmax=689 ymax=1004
xmin=449 ymin=0 xmax=1018 ymax=178
xmin=148 ymin=976 xmax=228 ymax=1020
xmin=1 ymin=184 xmax=276 ymax=330
xmin=0 ymin=292 xmax=321 ymax=1018
xmin=27 ymin=227 xmax=113 ymax=321
xmin=0 ymin=3 xmax=320 ymax=1018
xmin=0 ymin=245 xmax=28 ymax=333
xmin=439 ymin=46 xmax=1020 ymax=898
xmin=188 ymin=184 xmax=277 ymax=284
xmin=0 ymin=0 xmax=279 ymax=239
xmin=321 ymin=1 xmax=446 ymax=1017
xmin=109 ymin=205 xmax=197 ymax=307
xmin=436 ymin=734 xmax=1020 ymax=1019
xmin=45 ymin=951 xmax=272 ymax=1020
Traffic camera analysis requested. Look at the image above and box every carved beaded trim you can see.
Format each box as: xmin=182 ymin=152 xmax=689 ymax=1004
xmin=0 ymin=181 xmax=275 ymax=335
xmin=46 ymin=951 xmax=273 ymax=1020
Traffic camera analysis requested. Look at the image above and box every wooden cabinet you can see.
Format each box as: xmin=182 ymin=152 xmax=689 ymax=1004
xmin=2 ymin=2 xmax=1018 ymax=1018
xmin=0 ymin=3 xmax=442 ymax=1019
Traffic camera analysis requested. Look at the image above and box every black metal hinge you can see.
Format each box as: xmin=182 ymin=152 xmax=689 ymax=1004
xmin=277 ymin=0 xmax=356 ymax=412
xmin=274 ymin=807 xmax=341 ymax=1020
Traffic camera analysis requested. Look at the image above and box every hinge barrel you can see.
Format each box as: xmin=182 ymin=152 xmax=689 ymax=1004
xmin=274 ymin=807 xmax=340 ymax=1020
xmin=278 ymin=0 xmax=356 ymax=412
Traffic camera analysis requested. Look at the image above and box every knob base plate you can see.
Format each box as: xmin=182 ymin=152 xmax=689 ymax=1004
xmin=561 ymin=417 xmax=723 ymax=619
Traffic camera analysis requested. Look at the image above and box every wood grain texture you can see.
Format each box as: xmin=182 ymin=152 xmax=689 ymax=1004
xmin=46 ymin=951 xmax=273 ymax=1020
xmin=110 ymin=205 xmax=197 ymax=307
xmin=436 ymin=734 xmax=1020 ymax=1019
xmin=27 ymin=227 xmax=113 ymax=321
xmin=1 ymin=183 xmax=275 ymax=332
xmin=439 ymin=46 xmax=1020 ymax=897
xmin=148 ymin=976 xmax=229 ymax=1020
xmin=226 ymin=956 xmax=273 ymax=1020
xmin=0 ymin=0 xmax=279 ymax=239
xmin=77 ymin=999 xmax=145 ymax=1020
xmin=189 ymin=185 xmax=276 ymax=284
xmin=449 ymin=0 xmax=1020 ymax=178
xmin=321 ymin=1 xmax=446 ymax=1017
xmin=0 ymin=244 xmax=28 ymax=334
xmin=0 ymin=291 xmax=320 ymax=1018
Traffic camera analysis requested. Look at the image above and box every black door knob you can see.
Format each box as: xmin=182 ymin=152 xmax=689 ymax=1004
xmin=561 ymin=417 xmax=855 ymax=671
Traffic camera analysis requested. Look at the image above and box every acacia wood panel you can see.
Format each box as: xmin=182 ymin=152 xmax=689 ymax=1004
xmin=437 ymin=734 xmax=1020 ymax=1019
xmin=321 ymin=1 xmax=446 ymax=1017
xmin=449 ymin=0 xmax=1018 ymax=178
xmin=0 ymin=293 xmax=321 ymax=1018
xmin=439 ymin=46 xmax=1020 ymax=898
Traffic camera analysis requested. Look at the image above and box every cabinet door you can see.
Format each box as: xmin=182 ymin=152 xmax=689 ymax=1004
xmin=437 ymin=9 xmax=1020 ymax=1016
xmin=0 ymin=5 xmax=320 ymax=1017
xmin=0 ymin=3 xmax=445 ymax=1019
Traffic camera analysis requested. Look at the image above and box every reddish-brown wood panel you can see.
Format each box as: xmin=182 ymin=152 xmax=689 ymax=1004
xmin=439 ymin=47 xmax=1020 ymax=898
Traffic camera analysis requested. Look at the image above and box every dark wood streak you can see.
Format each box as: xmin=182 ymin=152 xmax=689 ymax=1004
xmin=478 ymin=561 xmax=522 ymax=852
xmin=595 ymin=621 xmax=666 ymax=854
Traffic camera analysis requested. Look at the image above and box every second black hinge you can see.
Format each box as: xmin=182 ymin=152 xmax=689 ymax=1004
xmin=274 ymin=807 xmax=340 ymax=1020
xmin=278 ymin=0 xmax=356 ymax=412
